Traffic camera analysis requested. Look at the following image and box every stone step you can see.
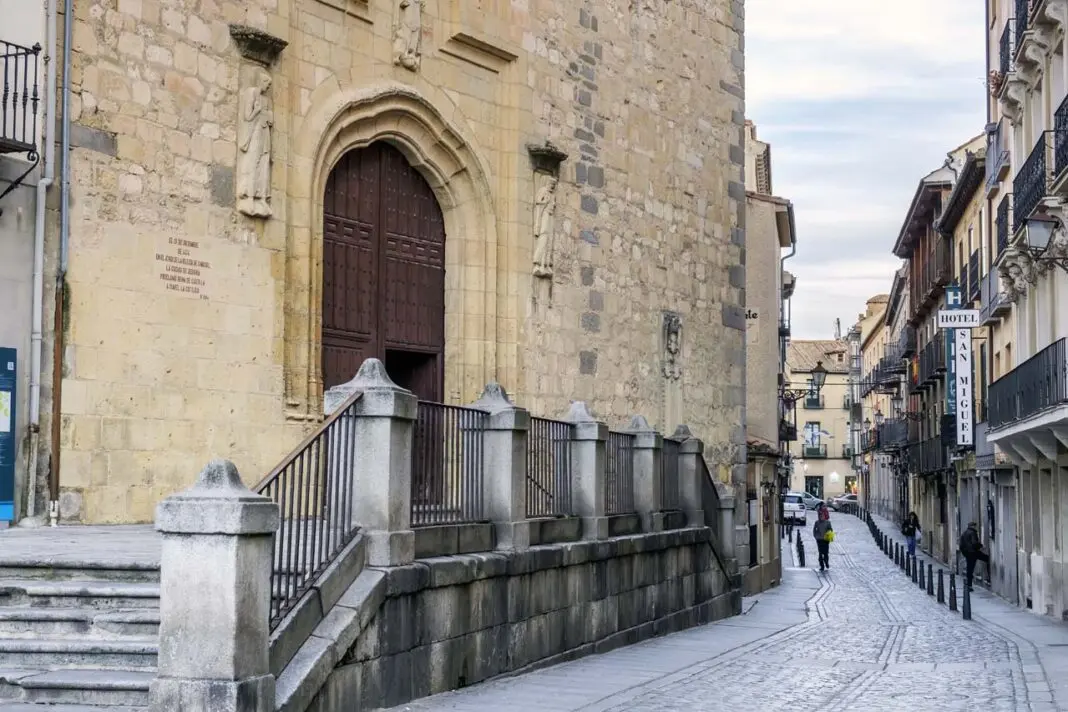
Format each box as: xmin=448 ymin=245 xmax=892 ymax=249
xmin=0 ymin=582 xmax=160 ymax=610
xmin=0 ymin=704 xmax=145 ymax=711
xmin=0 ymin=668 xmax=152 ymax=707
xmin=0 ymin=609 xmax=159 ymax=638
xmin=0 ymin=639 xmax=157 ymax=670
xmin=0 ymin=566 xmax=158 ymax=585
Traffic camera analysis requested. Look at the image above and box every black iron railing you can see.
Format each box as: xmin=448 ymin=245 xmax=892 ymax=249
xmin=989 ymin=338 xmax=1068 ymax=428
xmin=980 ymin=268 xmax=1011 ymax=324
xmin=804 ymin=394 xmax=824 ymax=409
xmin=1000 ymin=20 xmax=1014 ymax=76
xmin=968 ymin=250 xmax=981 ymax=303
xmin=900 ymin=325 xmax=917 ymax=358
xmin=411 ymin=402 xmax=487 ymax=526
xmin=996 ymin=195 xmax=1011 ymax=259
xmin=802 ymin=443 xmax=827 ymax=458
xmin=526 ymin=416 xmax=573 ymax=518
xmin=605 ymin=431 xmax=635 ymax=514
xmin=877 ymin=419 xmax=908 ymax=450
xmin=1016 ymin=0 xmax=1029 ymax=57
xmin=1055 ymin=95 xmax=1068 ymax=179
xmin=661 ymin=437 xmax=681 ymax=510
xmin=1014 ymin=133 xmax=1048 ymax=233
xmin=1 ymin=41 xmax=41 ymax=156
xmin=987 ymin=120 xmax=1010 ymax=191
xmin=254 ymin=393 xmax=363 ymax=631
xmin=779 ymin=421 xmax=797 ymax=442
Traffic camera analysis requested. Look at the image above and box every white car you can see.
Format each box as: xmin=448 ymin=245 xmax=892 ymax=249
xmin=784 ymin=492 xmax=807 ymax=525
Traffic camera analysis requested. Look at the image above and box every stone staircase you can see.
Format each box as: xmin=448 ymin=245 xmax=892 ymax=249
xmin=0 ymin=559 xmax=159 ymax=711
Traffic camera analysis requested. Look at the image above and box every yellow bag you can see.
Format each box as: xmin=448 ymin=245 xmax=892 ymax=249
xmin=825 ymin=531 xmax=835 ymax=543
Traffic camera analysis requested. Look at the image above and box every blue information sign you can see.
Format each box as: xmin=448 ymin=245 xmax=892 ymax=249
xmin=0 ymin=348 xmax=15 ymax=522
xmin=944 ymin=287 xmax=961 ymax=416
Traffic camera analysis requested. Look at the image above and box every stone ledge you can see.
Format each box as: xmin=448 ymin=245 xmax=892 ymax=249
xmin=413 ymin=523 xmax=494 ymax=559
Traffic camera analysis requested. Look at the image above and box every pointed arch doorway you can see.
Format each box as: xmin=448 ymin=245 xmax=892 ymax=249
xmin=321 ymin=141 xmax=446 ymax=401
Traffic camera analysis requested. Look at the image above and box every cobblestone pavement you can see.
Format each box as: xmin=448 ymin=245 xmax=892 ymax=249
xmin=384 ymin=513 xmax=1068 ymax=712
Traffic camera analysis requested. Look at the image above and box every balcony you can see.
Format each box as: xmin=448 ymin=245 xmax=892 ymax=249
xmin=967 ymin=250 xmax=981 ymax=303
xmin=995 ymin=195 xmax=1011 ymax=264
xmin=988 ymin=338 xmax=1068 ymax=429
xmin=804 ymin=394 xmax=825 ymax=409
xmin=877 ymin=419 xmax=908 ymax=451
xmin=860 ymin=429 xmax=877 ymax=452
xmin=909 ymin=236 xmax=953 ymax=322
xmin=1054 ymin=95 xmax=1068 ymax=190
xmin=986 ymin=120 xmax=1011 ymax=194
xmin=979 ymin=267 xmax=1012 ymax=325
xmin=912 ymin=331 xmax=947 ymax=391
xmin=1015 ymin=0 xmax=1029 ymax=60
xmin=803 ymin=444 xmax=828 ymax=459
xmin=1013 ymin=133 xmax=1050 ymax=234
xmin=899 ymin=325 xmax=917 ymax=358
xmin=0 ymin=41 xmax=42 ymax=156
xmin=841 ymin=444 xmax=854 ymax=459
xmin=779 ymin=420 xmax=797 ymax=442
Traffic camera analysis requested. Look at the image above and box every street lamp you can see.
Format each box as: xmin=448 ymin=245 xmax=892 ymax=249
xmin=890 ymin=391 xmax=923 ymax=421
xmin=874 ymin=408 xmax=885 ymax=426
xmin=864 ymin=418 xmax=871 ymax=430
xmin=811 ymin=360 xmax=828 ymax=390
xmin=1023 ymin=216 xmax=1068 ymax=273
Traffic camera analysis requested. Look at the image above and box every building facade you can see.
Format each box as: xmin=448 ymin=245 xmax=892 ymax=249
xmin=743 ymin=121 xmax=796 ymax=594
xmin=1 ymin=0 xmax=747 ymax=524
xmin=786 ymin=340 xmax=853 ymax=501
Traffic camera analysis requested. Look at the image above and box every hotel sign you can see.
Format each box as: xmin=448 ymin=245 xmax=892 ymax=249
xmin=940 ymin=287 xmax=975 ymax=448
xmin=936 ymin=309 xmax=981 ymax=328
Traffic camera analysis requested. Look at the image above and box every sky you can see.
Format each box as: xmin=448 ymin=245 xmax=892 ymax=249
xmin=746 ymin=0 xmax=988 ymax=340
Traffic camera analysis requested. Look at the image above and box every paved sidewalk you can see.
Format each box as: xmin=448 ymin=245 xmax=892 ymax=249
xmin=869 ymin=510 xmax=1068 ymax=709
xmin=385 ymin=512 xmax=1068 ymax=711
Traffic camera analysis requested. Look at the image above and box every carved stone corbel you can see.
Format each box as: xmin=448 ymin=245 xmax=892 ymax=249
xmin=1044 ymin=0 xmax=1068 ymax=29
xmin=1002 ymin=76 xmax=1028 ymax=124
xmin=229 ymin=24 xmax=288 ymax=66
xmin=1028 ymin=26 xmax=1056 ymax=61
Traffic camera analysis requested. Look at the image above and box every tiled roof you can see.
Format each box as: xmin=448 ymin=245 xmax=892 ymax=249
xmin=786 ymin=339 xmax=850 ymax=374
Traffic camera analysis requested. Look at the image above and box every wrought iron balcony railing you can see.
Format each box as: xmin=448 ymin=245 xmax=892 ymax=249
xmin=803 ymin=443 xmax=828 ymax=459
xmin=999 ymin=20 xmax=1014 ymax=77
xmin=1014 ymin=132 xmax=1050 ymax=234
xmin=779 ymin=420 xmax=797 ymax=442
xmin=996 ymin=194 xmax=1011 ymax=262
xmin=1015 ymin=0 xmax=1029 ymax=60
xmin=899 ymin=325 xmax=917 ymax=358
xmin=804 ymin=394 xmax=825 ymax=409
xmin=979 ymin=267 xmax=1012 ymax=325
xmin=987 ymin=120 xmax=1011 ymax=191
xmin=1 ymin=40 xmax=42 ymax=156
xmin=988 ymin=338 xmax=1068 ymax=429
xmin=1054 ymin=94 xmax=1068 ymax=181
xmin=967 ymin=250 xmax=981 ymax=303
xmin=877 ymin=419 xmax=908 ymax=451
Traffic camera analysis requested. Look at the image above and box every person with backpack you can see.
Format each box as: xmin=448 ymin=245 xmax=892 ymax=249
xmin=813 ymin=504 xmax=834 ymax=572
xmin=959 ymin=521 xmax=990 ymax=590
xmin=902 ymin=511 xmax=921 ymax=558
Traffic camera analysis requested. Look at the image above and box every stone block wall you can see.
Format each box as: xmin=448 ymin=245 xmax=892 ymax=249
xmin=304 ymin=528 xmax=738 ymax=711
xmin=41 ymin=0 xmax=744 ymax=523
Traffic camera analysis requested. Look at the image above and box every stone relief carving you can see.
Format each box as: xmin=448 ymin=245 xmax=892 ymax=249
xmin=531 ymin=175 xmax=558 ymax=278
xmin=237 ymin=68 xmax=274 ymax=218
xmin=393 ymin=0 xmax=424 ymax=71
xmin=662 ymin=312 xmax=682 ymax=381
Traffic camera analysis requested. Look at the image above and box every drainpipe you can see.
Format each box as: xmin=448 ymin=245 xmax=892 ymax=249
xmin=48 ymin=0 xmax=76 ymax=527
xmin=20 ymin=0 xmax=60 ymax=527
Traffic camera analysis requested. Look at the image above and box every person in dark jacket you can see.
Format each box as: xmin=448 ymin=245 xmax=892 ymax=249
xmin=813 ymin=505 xmax=833 ymax=572
xmin=902 ymin=512 xmax=921 ymax=558
xmin=960 ymin=522 xmax=990 ymax=590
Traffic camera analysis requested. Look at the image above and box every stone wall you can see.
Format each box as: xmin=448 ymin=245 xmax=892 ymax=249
xmin=300 ymin=527 xmax=738 ymax=711
xmin=45 ymin=0 xmax=744 ymax=522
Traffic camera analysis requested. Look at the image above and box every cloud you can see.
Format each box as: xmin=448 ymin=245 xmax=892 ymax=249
xmin=746 ymin=0 xmax=986 ymax=340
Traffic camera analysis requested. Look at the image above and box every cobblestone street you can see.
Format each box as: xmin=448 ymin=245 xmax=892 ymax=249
xmin=384 ymin=513 xmax=1068 ymax=712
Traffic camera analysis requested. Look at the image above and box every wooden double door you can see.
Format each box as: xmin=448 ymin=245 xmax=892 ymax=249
xmin=321 ymin=142 xmax=446 ymax=401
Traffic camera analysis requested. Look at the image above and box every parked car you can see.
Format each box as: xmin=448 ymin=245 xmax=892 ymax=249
xmin=800 ymin=491 xmax=825 ymax=511
xmin=783 ymin=492 xmax=807 ymax=525
xmin=830 ymin=493 xmax=858 ymax=511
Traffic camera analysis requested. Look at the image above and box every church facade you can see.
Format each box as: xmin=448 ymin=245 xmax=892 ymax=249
xmin=31 ymin=0 xmax=746 ymax=523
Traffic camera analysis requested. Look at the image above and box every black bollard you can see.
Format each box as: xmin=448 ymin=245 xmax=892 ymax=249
xmin=894 ymin=543 xmax=900 ymax=567
xmin=796 ymin=533 xmax=805 ymax=568
xmin=911 ymin=557 xmax=918 ymax=583
xmin=962 ymin=579 xmax=972 ymax=620
xmin=949 ymin=574 xmax=958 ymax=612
xmin=937 ymin=569 xmax=945 ymax=604
xmin=788 ymin=525 xmax=793 ymax=543
xmin=927 ymin=563 xmax=934 ymax=596
xmin=918 ymin=560 xmax=926 ymax=589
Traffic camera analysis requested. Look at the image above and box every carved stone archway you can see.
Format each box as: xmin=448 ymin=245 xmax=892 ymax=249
xmin=285 ymin=82 xmax=501 ymax=419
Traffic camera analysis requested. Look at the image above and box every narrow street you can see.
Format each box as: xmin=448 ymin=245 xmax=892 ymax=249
xmin=385 ymin=513 xmax=1068 ymax=712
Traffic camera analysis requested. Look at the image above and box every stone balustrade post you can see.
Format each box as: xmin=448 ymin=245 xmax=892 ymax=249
xmin=627 ymin=415 xmax=663 ymax=532
xmin=469 ymin=382 xmax=531 ymax=550
xmin=323 ymin=358 xmax=417 ymax=566
xmin=150 ymin=460 xmax=280 ymax=712
xmin=674 ymin=426 xmax=706 ymax=528
xmin=568 ymin=401 xmax=609 ymax=540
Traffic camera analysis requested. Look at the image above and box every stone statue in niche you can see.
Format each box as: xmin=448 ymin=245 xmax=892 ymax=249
xmin=662 ymin=312 xmax=682 ymax=381
xmin=393 ymin=0 xmax=424 ymax=71
xmin=237 ymin=68 xmax=274 ymax=218
xmin=531 ymin=174 xmax=559 ymax=278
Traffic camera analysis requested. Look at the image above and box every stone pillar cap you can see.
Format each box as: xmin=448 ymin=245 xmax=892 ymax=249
xmin=156 ymin=460 xmax=280 ymax=536
xmin=470 ymin=381 xmax=516 ymax=412
xmin=325 ymin=358 xmax=414 ymax=415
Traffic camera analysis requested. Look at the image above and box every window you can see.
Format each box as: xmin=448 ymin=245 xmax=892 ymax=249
xmin=979 ymin=343 xmax=988 ymax=420
xmin=804 ymin=422 xmax=821 ymax=444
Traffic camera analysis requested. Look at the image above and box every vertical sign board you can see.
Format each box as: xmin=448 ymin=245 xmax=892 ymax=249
xmin=955 ymin=329 xmax=974 ymax=447
xmin=944 ymin=287 xmax=961 ymax=416
xmin=0 ymin=348 xmax=15 ymax=522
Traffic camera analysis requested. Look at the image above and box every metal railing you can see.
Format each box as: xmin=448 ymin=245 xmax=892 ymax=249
xmin=1016 ymin=0 xmax=1029 ymax=58
xmin=411 ymin=402 xmax=487 ymax=526
xmin=661 ymin=437 xmax=681 ymax=511
xmin=804 ymin=394 xmax=825 ymax=409
xmin=900 ymin=325 xmax=917 ymax=358
xmin=1055 ymin=95 xmax=1068 ymax=180
xmin=987 ymin=119 xmax=1010 ymax=190
xmin=253 ymin=393 xmax=363 ymax=631
xmin=1 ymin=41 xmax=41 ymax=155
xmin=605 ymin=431 xmax=635 ymax=514
xmin=989 ymin=338 xmax=1068 ymax=428
xmin=802 ymin=443 xmax=828 ymax=458
xmin=877 ymin=419 xmax=908 ymax=450
xmin=1000 ymin=20 xmax=1014 ymax=77
xmin=967 ymin=250 xmax=981 ymax=303
xmin=996 ymin=195 xmax=1011 ymax=260
xmin=1014 ymin=132 xmax=1049 ymax=233
xmin=980 ymin=267 xmax=1010 ymax=324
xmin=526 ymin=416 xmax=573 ymax=518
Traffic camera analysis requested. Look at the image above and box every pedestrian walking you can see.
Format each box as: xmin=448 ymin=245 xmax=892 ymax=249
xmin=902 ymin=511 xmax=921 ymax=559
xmin=959 ymin=521 xmax=990 ymax=590
xmin=813 ymin=504 xmax=834 ymax=572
